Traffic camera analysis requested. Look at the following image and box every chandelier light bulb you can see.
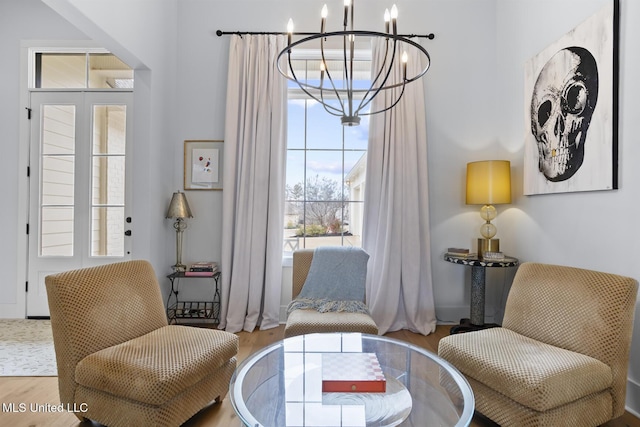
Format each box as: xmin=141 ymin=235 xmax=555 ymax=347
xmin=384 ymin=9 xmax=390 ymax=33
xmin=287 ymin=18 xmax=294 ymax=46
xmin=402 ymin=51 xmax=408 ymax=79
xmin=390 ymin=5 xmax=398 ymax=34
xmin=321 ymin=5 xmax=328 ymax=32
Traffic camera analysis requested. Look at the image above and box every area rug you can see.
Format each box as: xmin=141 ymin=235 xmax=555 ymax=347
xmin=0 ymin=319 xmax=57 ymax=376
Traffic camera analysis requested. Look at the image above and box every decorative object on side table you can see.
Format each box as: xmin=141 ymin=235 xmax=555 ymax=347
xmin=466 ymin=160 xmax=512 ymax=257
xmin=166 ymin=191 xmax=193 ymax=272
xmin=444 ymin=253 xmax=519 ymax=334
xmin=445 ymin=247 xmax=477 ymax=260
xmin=184 ymin=261 xmax=218 ymax=276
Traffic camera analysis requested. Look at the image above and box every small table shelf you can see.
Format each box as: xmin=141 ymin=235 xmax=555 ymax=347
xmin=166 ymin=271 xmax=221 ymax=324
xmin=444 ymin=254 xmax=519 ymax=334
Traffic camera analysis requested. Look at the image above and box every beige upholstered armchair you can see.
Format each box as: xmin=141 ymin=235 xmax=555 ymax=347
xmin=45 ymin=260 xmax=238 ymax=427
xmin=284 ymin=248 xmax=378 ymax=338
xmin=438 ymin=262 xmax=638 ymax=427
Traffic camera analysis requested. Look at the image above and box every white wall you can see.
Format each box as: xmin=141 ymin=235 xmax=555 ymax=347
xmin=0 ymin=0 xmax=638 ymax=415
xmin=494 ymin=0 xmax=640 ymax=416
xmin=0 ymin=0 xmax=89 ymax=317
xmin=43 ymin=0 xmax=181 ymax=287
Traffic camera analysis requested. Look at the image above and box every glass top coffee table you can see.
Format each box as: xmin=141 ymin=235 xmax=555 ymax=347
xmin=230 ymin=333 xmax=474 ymax=426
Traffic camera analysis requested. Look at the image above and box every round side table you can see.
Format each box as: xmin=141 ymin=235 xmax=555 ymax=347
xmin=444 ymin=255 xmax=519 ymax=334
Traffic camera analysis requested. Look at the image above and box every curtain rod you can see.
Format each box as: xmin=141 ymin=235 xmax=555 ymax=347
xmin=216 ymin=30 xmax=435 ymax=40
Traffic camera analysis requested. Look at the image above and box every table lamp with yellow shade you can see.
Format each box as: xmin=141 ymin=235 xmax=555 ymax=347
xmin=466 ymin=160 xmax=511 ymax=258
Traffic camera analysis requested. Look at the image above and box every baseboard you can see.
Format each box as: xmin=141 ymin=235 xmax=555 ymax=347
xmin=435 ymin=306 xmax=500 ymax=325
xmin=627 ymin=378 xmax=640 ymax=417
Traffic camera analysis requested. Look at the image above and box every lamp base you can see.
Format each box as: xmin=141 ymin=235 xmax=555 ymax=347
xmin=477 ymin=238 xmax=499 ymax=258
xmin=172 ymin=263 xmax=187 ymax=272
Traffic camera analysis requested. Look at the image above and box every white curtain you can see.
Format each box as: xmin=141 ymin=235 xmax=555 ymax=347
xmin=219 ymin=35 xmax=287 ymax=333
xmin=362 ymin=39 xmax=437 ymax=335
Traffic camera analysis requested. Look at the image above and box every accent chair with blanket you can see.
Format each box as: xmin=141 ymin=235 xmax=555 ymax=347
xmin=45 ymin=260 xmax=239 ymax=427
xmin=438 ymin=262 xmax=638 ymax=427
xmin=284 ymin=247 xmax=378 ymax=338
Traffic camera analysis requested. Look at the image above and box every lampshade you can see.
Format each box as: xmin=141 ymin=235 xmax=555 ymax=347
xmin=466 ymin=160 xmax=512 ymax=205
xmin=166 ymin=191 xmax=194 ymax=219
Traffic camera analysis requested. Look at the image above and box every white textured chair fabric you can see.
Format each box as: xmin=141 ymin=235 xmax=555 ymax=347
xmin=438 ymin=262 xmax=638 ymax=427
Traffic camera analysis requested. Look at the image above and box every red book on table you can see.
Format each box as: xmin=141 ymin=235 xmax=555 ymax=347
xmin=322 ymin=353 xmax=386 ymax=393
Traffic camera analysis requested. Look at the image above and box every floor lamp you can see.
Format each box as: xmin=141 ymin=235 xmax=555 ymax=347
xmin=166 ymin=191 xmax=194 ymax=272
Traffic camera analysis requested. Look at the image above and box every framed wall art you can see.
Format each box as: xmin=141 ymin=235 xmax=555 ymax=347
xmin=523 ymin=0 xmax=619 ymax=195
xmin=184 ymin=140 xmax=224 ymax=190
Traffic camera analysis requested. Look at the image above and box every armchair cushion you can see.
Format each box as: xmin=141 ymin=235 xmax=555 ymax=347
xmin=285 ymin=309 xmax=378 ymax=337
xmin=439 ymin=327 xmax=612 ymax=412
xmin=76 ymin=325 xmax=238 ymax=406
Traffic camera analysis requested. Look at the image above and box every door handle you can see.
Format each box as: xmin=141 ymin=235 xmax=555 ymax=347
xmin=124 ymin=230 xmax=132 ymax=236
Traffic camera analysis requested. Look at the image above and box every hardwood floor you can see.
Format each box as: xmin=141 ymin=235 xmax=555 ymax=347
xmin=1 ymin=325 xmax=638 ymax=427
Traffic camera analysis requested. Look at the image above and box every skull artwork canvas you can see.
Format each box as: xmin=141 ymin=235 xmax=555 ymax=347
xmin=523 ymin=1 xmax=617 ymax=195
xmin=530 ymin=47 xmax=598 ymax=182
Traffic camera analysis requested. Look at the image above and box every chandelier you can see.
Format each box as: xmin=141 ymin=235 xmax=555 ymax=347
xmin=277 ymin=1 xmax=431 ymax=126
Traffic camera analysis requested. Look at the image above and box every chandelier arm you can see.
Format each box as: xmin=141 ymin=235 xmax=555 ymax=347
xmin=320 ymin=36 xmax=347 ymax=115
xmin=277 ymin=31 xmax=429 ymax=91
xmin=360 ymin=80 xmax=407 ymax=117
xmin=348 ymin=2 xmax=355 ymax=120
xmin=287 ymin=51 xmax=343 ymax=116
xmin=342 ymin=33 xmax=354 ymax=119
xmin=274 ymin=30 xmax=431 ymax=125
xmin=216 ymin=30 xmax=436 ymax=40
xmin=356 ymin=39 xmax=399 ymax=114
xmin=356 ymin=37 xmax=391 ymax=114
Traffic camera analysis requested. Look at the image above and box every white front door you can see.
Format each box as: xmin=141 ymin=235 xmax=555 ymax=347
xmin=27 ymin=91 xmax=133 ymax=317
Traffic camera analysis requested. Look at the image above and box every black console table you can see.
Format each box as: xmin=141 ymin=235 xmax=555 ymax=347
xmin=166 ymin=271 xmax=221 ymax=324
xmin=444 ymin=255 xmax=518 ymax=334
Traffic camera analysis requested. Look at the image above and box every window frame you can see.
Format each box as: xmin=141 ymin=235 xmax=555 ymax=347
xmin=284 ymin=50 xmax=371 ymax=258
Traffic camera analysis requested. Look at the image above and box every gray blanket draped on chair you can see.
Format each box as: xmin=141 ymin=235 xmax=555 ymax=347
xmin=286 ymin=247 xmax=371 ymax=314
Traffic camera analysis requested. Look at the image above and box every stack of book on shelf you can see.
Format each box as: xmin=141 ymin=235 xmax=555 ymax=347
xmin=184 ymin=262 xmax=218 ymax=276
xmin=445 ymin=248 xmax=477 ymax=259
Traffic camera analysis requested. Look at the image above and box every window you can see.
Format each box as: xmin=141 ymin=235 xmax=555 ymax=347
xmin=284 ymin=56 xmax=370 ymax=254
xmin=32 ymin=50 xmax=133 ymax=89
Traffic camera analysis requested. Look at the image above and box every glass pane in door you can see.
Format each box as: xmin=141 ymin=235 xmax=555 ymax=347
xmin=40 ymin=105 xmax=75 ymax=256
xmin=90 ymin=105 xmax=126 ymax=256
